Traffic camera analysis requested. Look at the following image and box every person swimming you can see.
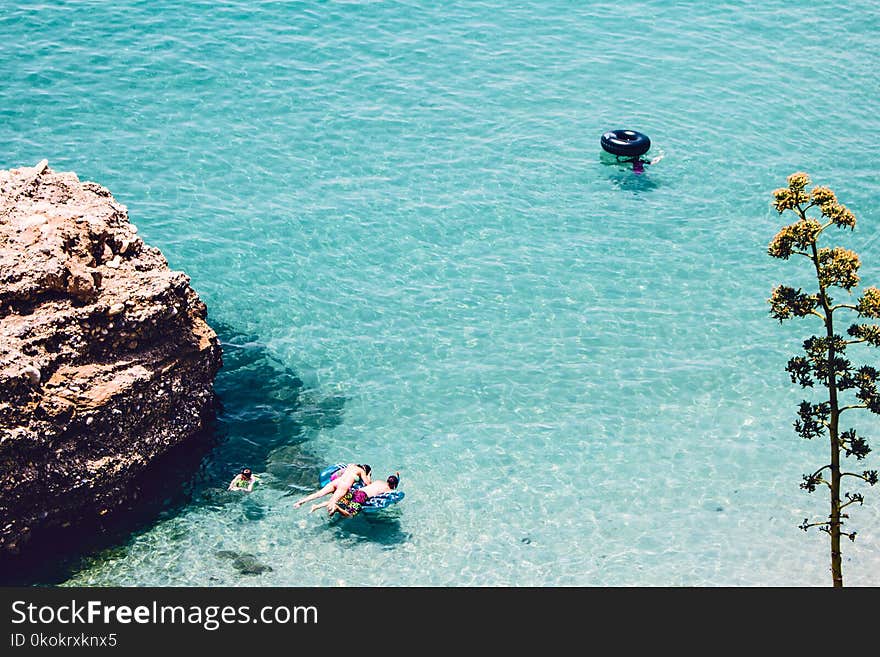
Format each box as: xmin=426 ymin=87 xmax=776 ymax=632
xmin=629 ymin=152 xmax=664 ymax=174
xmin=228 ymin=467 xmax=258 ymax=492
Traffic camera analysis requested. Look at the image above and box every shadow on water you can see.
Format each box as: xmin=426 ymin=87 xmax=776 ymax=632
xmin=199 ymin=320 xmax=347 ymax=493
xmin=0 ymin=321 xmax=344 ymax=585
xmin=322 ymin=511 xmax=410 ymax=548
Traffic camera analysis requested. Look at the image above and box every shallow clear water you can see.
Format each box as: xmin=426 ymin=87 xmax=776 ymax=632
xmin=3 ymin=0 xmax=880 ymax=585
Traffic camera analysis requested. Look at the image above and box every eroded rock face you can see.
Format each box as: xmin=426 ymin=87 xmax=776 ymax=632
xmin=0 ymin=161 xmax=222 ymax=556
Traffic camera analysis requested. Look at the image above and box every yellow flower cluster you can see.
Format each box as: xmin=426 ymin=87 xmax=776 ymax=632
xmin=771 ymin=176 xmax=856 ymax=232
xmin=812 ymin=184 xmax=856 ymax=228
xmin=770 ymin=172 xmax=814 ymax=211
xmin=768 ymin=219 xmax=823 ymax=259
xmin=822 ymin=202 xmax=856 ymax=229
xmin=787 ymin=172 xmax=811 ymax=191
xmin=817 ymin=247 xmax=861 ymax=291
xmin=773 ymin=187 xmax=797 ymax=213
xmin=857 ymin=287 xmax=880 ymax=318
xmin=811 ymin=186 xmax=836 ymax=205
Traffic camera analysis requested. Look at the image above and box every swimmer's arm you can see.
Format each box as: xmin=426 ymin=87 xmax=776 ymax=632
xmin=360 ymin=468 xmax=371 ymax=485
xmin=228 ymin=476 xmax=239 ymax=491
xmin=649 ymin=153 xmax=664 ymax=165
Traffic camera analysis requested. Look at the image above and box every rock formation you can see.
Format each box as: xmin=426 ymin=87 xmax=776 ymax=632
xmin=0 ymin=161 xmax=222 ymax=557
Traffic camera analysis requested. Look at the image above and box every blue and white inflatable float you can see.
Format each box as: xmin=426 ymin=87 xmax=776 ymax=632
xmin=318 ymin=463 xmax=405 ymax=513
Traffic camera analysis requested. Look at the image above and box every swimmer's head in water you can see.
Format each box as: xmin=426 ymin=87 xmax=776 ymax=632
xmin=241 ymin=468 xmax=252 ymax=478
xmin=387 ymin=473 xmax=400 ymax=489
xmin=358 ymin=464 xmax=372 ymax=476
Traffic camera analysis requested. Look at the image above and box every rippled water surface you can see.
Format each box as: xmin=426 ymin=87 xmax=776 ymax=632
xmin=3 ymin=1 xmax=880 ymax=585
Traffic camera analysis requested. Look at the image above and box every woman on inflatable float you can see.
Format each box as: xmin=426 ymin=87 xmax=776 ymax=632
xmin=293 ymin=463 xmax=371 ymax=512
xmin=312 ymin=472 xmax=401 ymax=518
xmin=294 ymin=463 xmax=405 ymax=518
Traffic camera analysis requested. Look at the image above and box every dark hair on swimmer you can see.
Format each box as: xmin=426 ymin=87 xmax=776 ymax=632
xmin=241 ymin=468 xmax=252 ymax=477
xmin=359 ymin=464 xmax=372 ymax=475
xmin=387 ymin=474 xmax=399 ymax=489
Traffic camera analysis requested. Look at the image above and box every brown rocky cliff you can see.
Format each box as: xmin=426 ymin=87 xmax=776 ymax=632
xmin=0 ymin=161 xmax=222 ymax=556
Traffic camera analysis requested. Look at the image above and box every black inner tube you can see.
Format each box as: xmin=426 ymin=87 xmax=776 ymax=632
xmin=601 ymin=129 xmax=651 ymax=157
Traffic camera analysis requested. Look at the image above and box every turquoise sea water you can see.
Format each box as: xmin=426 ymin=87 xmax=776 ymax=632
xmin=3 ymin=1 xmax=880 ymax=585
